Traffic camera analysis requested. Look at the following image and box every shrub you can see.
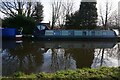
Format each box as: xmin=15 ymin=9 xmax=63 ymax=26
xmin=2 ymin=15 xmax=35 ymax=34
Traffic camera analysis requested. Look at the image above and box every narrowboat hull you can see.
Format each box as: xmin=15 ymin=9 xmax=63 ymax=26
xmin=33 ymin=36 xmax=118 ymax=41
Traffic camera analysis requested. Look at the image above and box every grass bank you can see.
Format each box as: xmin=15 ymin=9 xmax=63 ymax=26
xmin=1 ymin=67 xmax=120 ymax=80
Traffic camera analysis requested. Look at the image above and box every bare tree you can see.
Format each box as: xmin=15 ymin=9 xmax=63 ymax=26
xmin=60 ymin=0 xmax=74 ymax=29
xmin=0 ymin=0 xmax=43 ymax=22
xmin=99 ymin=0 xmax=112 ymax=29
xmin=51 ymin=0 xmax=62 ymax=29
xmin=0 ymin=0 xmax=28 ymax=17
xmin=32 ymin=2 xmax=43 ymax=23
xmin=108 ymin=10 xmax=119 ymax=28
xmin=51 ymin=0 xmax=74 ymax=29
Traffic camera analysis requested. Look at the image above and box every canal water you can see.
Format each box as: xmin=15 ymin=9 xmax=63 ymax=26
xmin=1 ymin=40 xmax=120 ymax=76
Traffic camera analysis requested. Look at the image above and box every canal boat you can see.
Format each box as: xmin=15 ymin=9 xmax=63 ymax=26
xmin=33 ymin=23 xmax=118 ymax=41
xmin=1 ymin=28 xmax=23 ymax=40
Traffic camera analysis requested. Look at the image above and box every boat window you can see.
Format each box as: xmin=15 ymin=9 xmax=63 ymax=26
xmin=91 ymin=31 xmax=95 ymax=36
xmin=74 ymin=31 xmax=82 ymax=36
xmin=54 ymin=30 xmax=61 ymax=36
xmin=97 ymin=31 xmax=102 ymax=36
xmin=108 ymin=31 xmax=115 ymax=36
xmin=62 ymin=30 xmax=69 ymax=36
xmin=37 ymin=25 xmax=41 ymax=30
xmin=103 ymin=32 xmax=107 ymax=35
xmin=68 ymin=30 xmax=74 ymax=36
xmin=37 ymin=25 xmax=45 ymax=30
xmin=83 ymin=31 xmax=86 ymax=36
xmin=45 ymin=30 xmax=54 ymax=36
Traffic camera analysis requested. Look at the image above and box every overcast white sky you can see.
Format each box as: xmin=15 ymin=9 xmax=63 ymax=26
xmin=41 ymin=0 xmax=120 ymax=21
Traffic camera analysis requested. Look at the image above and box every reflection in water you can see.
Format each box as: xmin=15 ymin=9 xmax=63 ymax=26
xmin=39 ymin=49 xmax=76 ymax=73
xmin=1 ymin=40 xmax=120 ymax=76
xmin=66 ymin=48 xmax=94 ymax=68
xmin=2 ymin=41 xmax=44 ymax=76
xmin=92 ymin=43 xmax=120 ymax=68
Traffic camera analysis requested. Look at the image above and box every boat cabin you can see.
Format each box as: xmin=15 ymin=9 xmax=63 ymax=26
xmin=33 ymin=24 xmax=117 ymax=39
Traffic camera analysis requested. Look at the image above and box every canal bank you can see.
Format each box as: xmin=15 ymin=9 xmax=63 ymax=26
xmin=1 ymin=67 xmax=120 ymax=79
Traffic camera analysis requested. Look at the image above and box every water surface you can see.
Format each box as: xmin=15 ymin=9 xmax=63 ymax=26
xmin=1 ymin=40 xmax=120 ymax=76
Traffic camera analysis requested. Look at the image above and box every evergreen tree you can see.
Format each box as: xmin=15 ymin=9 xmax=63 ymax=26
xmin=33 ymin=2 xmax=44 ymax=23
xmin=2 ymin=15 xmax=35 ymax=34
xmin=65 ymin=11 xmax=80 ymax=29
xmin=79 ymin=0 xmax=97 ymax=29
xmin=65 ymin=0 xmax=98 ymax=29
